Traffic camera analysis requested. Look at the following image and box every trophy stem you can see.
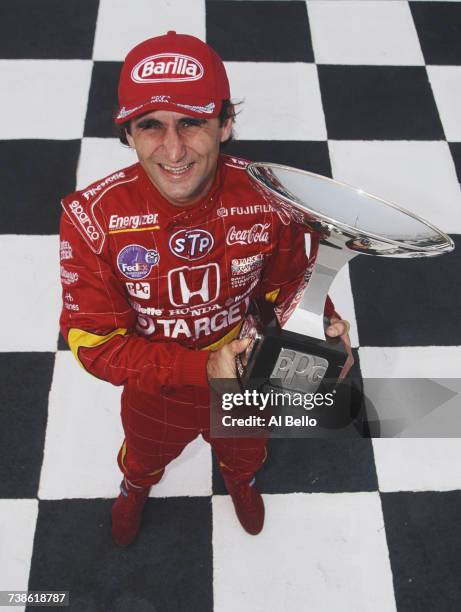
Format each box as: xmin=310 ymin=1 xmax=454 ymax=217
xmin=289 ymin=237 xmax=358 ymax=340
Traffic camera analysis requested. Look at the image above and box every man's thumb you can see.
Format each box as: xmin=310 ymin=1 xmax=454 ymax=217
xmin=230 ymin=337 xmax=251 ymax=355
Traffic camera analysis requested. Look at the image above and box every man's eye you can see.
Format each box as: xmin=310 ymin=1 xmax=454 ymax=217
xmin=181 ymin=119 xmax=206 ymax=128
xmin=137 ymin=120 xmax=162 ymax=130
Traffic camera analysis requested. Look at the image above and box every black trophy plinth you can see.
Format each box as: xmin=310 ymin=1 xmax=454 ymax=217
xmin=237 ymin=299 xmax=347 ymax=393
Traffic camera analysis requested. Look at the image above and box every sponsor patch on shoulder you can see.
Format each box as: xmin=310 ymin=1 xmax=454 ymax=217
xmin=224 ymin=156 xmax=250 ymax=170
xmin=62 ymin=198 xmax=105 ymax=254
xmin=82 ymin=171 xmax=126 ymax=201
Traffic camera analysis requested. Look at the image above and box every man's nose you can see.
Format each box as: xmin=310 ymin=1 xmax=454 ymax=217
xmin=162 ymin=125 xmax=186 ymax=163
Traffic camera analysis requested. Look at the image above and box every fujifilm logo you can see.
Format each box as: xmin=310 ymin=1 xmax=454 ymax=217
xmin=131 ymin=54 xmax=204 ymax=83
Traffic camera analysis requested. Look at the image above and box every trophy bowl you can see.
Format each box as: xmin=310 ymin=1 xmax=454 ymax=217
xmin=237 ymin=163 xmax=454 ymax=394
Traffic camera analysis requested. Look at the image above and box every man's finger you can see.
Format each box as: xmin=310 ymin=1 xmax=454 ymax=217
xmin=326 ymin=321 xmax=350 ymax=338
xmin=229 ymin=337 xmax=251 ymax=354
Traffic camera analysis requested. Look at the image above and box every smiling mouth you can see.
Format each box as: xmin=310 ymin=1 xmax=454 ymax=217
xmin=159 ymin=162 xmax=194 ymax=176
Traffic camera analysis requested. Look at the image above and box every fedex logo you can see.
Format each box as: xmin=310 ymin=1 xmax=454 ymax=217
xmin=168 ymin=263 xmax=220 ymax=307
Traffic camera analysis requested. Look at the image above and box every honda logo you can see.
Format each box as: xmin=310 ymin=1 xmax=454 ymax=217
xmin=168 ymin=263 xmax=220 ymax=307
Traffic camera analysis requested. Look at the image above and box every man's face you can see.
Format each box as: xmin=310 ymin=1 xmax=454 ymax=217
xmin=126 ymin=110 xmax=233 ymax=208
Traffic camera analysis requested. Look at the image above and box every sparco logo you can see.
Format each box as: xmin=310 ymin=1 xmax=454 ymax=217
xmin=169 ymin=229 xmax=214 ymax=260
xmin=131 ymin=54 xmax=204 ymax=83
xmin=226 ymin=223 xmax=270 ymax=246
xmin=69 ymin=200 xmax=100 ymax=243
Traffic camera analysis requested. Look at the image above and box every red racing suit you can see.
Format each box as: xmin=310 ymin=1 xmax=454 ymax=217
xmin=59 ymin=154 xmax=339 ymax=487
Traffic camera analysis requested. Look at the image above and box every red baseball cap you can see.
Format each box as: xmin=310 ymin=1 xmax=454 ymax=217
xmin=115 ymin=31 xmax=230 ymax=123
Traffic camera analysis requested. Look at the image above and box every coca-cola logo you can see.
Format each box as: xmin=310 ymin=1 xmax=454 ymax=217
xmin=131 ymin=53 xmax=204 ymax=83
xmin=226 ymin=223 xmax=270 ymax=246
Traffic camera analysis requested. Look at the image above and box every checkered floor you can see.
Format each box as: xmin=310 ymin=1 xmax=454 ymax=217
xmin=1 ymin=1 xmax=461 ymax=611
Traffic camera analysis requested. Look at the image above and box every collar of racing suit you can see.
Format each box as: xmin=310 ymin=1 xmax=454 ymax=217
xmin=136 ymin=156 xmax=226 ymax=231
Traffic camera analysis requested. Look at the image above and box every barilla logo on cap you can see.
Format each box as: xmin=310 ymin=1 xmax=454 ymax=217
xmin=131 ymin=53 xmax=204 ymax=83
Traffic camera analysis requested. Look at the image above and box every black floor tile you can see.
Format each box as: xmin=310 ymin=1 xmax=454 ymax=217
xmin=0 ymin=140 xmax=80 ymax=234
xmin=410 ymin=1 xmax=461 ymax=65
xmin=318 ymin=65 xmax=445 ymax=140
xmin=213 ymin=436 xmax=378 ymax=495
xmin=382 ymin=490 xmax=461 ymax=612
xmin=449 ymin=142 xmax=461 ymax=186
xmin=0 ymin=0 xmax=99 ymax=59
xmin=206 ymin=0 xmax=313 ymax=62
xmin=84 ymin=62 xmax=123 ymax=138
xmin=0 ymin=353 xmax=55 ymax=497
xmin=224 ymin=140 xmax=332 ymax=176
xmin=28 ymin=497 xmax=213 ymax=612
xmin=350 ymin=235 xmax=461 ymax=346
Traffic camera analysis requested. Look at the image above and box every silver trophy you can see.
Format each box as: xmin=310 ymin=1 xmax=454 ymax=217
xmin=237 ymin=163 xmax=454 ymax=393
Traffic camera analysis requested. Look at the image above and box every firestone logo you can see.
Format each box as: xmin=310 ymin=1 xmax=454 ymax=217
xmin=226 ymin=223 xmax=270 ymax=246
xmin=131 ymin=53 xmax=204 ymax=83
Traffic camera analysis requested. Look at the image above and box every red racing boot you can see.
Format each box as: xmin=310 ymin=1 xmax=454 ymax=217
xmin=223 ymin=476 xmax=265 ymax=535
xmin=111 ymin=478 xmax=150 ymax=546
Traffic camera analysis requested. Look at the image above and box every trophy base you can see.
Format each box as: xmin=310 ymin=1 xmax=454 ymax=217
xmin=237 ymin=299 xmax=347 ymax=394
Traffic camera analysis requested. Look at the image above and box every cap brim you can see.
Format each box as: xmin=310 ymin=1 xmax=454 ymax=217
xmin=115 ymin=98 xmax=220 ymax=123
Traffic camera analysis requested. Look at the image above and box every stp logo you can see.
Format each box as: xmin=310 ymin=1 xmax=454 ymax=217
xmin=168 ymin=263 xmax=220 ymax=307
xmin=169 ymin=229 xmax=214 ymax=260
xmin=131 ymin=53 xmax=204 ymax=83
xmin=271 ymin=349 xmax=328 ymax=393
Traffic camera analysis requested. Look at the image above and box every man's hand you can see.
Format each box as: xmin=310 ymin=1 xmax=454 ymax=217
xmin=207 ymin=338 xmax=251 ymax=380
xmin=325 ymin=317 xmax=354 ymax=380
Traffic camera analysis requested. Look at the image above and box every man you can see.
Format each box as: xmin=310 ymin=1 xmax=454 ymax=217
xmin=59 ymin=31 xmax=350 ymax=545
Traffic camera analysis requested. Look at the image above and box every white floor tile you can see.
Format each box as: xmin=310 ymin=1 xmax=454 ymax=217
xmin=359 ymin=346 xmax=461 ymax=378
xmin=427 ymin=66 xmax=461 ymax=142
xmin=226 ymin=62 xmax=327 ymax=141
xmin=308 ymin=0 xmax=424 ymax=65
xmin=0 ymin=499 xmax=38 ymax=593
xmin=77 ymin=138 xmax=137 ymax=189
xmin=0 ymin=61 xmax=92 ymax=139
xmin=39 ymin=352 xmax=123 ymax=499
xmin=329 ymin=140 xmax=461 ymax=234
xmin=213 ymin=492 xmax=396 ymax=612
xmin=373 ymin=438 xmax=461 ymax=491
xmin=93 ymin=0 xmax=206 ymax=61
xmin=359 ymin=347 xmax=461 ymax=438
xmin=150 ymin=435 xmax=212 ymax=498
xmin=39 ymin=352 xmax=211 ymax=498
xmin=0 ymin=236 xmax=60 ymax=352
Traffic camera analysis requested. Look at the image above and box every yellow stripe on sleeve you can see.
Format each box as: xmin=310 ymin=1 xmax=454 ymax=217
xmin=67 ymin=327 xmax=128 ymax=370
xmin=265 ymin=288 xmax=280 ymax=303
xmin=202 ymin=322 xmax=243 ymax=351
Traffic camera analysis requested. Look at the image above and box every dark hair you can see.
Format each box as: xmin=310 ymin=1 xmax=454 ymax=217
xmin=113 ymin=99 xmax=239 ymax=147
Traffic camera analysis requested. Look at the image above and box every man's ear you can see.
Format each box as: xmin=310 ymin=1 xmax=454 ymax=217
xmin=126 ymin=130 xmax=135 ymax=148
xmin=220 ymin=117 xmax=233 ymax=143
